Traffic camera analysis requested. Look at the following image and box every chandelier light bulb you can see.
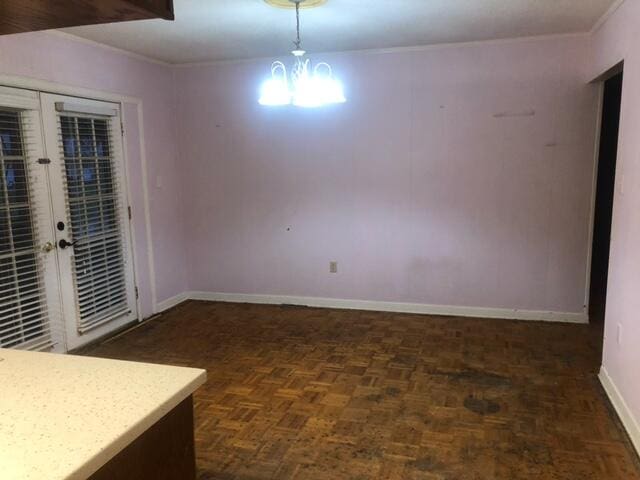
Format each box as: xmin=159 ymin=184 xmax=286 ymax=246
xmin=313 ymin=63 xmax=346 ymax=105
xmin=259 ymin=62 xmax=291 ymax=106
xmin=292 ymin=75 xmax=323 ymax=108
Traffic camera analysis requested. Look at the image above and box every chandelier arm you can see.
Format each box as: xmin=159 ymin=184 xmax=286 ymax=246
xmin=314 ymin=62 xmax=333 ymax=77
xmin=271 ymin=60 xmax=288 ymax=82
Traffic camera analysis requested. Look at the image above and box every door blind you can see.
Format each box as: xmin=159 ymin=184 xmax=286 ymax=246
xmin=58 ymin=114 xmax=129 ymax=333
xmin=0 ymin=109 xmax=55 ymax=351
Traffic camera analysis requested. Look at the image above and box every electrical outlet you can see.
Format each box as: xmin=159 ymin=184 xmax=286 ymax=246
xmin=329 ymin=261 xmax=338 ymax=274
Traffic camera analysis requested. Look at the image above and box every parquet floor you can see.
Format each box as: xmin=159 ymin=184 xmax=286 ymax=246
xmin=82 ymin=301 xmax=640 ymax=479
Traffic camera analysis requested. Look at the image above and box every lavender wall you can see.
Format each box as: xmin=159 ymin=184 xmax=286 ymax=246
xmin=0 ymin=31 xmax=599 ymax=322
xmin=590 ymin=0 xmax=640 ymax=447
xmin=175 ymin=35 xmax=598 ymax=316
xmin=0 ymin=31 xmax=188 ymax=316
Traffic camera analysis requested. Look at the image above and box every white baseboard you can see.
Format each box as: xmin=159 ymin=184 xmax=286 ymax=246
xmin=599 ymin=367 xmax=640 ymax=455
xmin=155 ymin=292 xmax=190 ymax=313
xmin=186 ymin=291 xmax=588 ymax=324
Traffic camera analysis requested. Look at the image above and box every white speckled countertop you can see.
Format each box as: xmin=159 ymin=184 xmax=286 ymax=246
xmin=0 ymin=348 xmax=206 ymax=480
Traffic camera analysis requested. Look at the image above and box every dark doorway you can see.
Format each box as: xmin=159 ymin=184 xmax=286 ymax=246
xmin=589 ymin=71 xmax=623 ymax=325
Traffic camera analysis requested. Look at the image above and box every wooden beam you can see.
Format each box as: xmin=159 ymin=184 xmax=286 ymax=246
xmin=0 ymin=0 xmax=174 ymax=35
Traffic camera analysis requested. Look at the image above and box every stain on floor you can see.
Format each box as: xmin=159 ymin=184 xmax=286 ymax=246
xmin=463 ymin=395 xmax=501 ymax=415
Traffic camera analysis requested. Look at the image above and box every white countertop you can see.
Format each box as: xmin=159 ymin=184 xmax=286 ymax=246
xmin=0 ymin=348 xmax=206 ymax=480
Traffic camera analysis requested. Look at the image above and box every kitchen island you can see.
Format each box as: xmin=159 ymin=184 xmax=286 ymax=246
xmin=0 ymin=348 xmax=206 ymax=480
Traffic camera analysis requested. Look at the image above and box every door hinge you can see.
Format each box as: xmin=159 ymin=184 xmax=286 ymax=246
xmin=37 ymin=158 xmax=51 ymax=165
xmin=120 ymin=120 xmax=125 ymax=136
xmin=127 ymin=206 xmax=132 ymax=220
xmin=135 ymin=286 xmax=139 ymax=299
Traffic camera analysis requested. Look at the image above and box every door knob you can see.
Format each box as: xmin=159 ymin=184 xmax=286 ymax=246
xmin=58 ymin=239 xmax=75 ymax=249
xmin=41 ymin=241 xmax=55 ymax=253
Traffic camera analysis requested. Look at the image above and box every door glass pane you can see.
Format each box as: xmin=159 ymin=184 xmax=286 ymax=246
xmin=59 ymin=115 xmax=128 ymax=332
xmin=0 ymin=109 xmax=46 ymax=348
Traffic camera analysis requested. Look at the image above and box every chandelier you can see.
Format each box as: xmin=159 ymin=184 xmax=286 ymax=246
xmin=259 ymin=0 xmax=346 ymax=108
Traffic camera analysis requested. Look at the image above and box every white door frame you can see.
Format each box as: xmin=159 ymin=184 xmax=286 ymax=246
xmin=0 ymin=74 xmax=158 ymax=321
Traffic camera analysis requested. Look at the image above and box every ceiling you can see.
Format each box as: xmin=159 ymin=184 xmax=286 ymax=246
xmin=61 ymin=0 xmax=617 ymax=65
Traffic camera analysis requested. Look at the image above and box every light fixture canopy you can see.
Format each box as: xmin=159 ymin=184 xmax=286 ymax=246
xmin=259 ymin=0 xmax=346 ymax=108
xmin=264 ymin=0 xmax=327 ymax=9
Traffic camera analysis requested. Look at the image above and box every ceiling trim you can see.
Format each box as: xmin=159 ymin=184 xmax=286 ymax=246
xmin=47 ymin=30 xmax=172 ymax=67
xmin=173 ymin=31 xmax=590 ymax=69
xmin=590 ymin=0 xmax=626 ymax=34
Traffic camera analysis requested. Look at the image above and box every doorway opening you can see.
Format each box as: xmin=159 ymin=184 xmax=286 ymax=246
xmin=589 ymin=69 xmax=623 ymax=328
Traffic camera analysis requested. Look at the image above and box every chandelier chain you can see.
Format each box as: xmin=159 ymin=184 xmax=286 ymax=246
xmin=294 ymin=1 xmax=302 ymax=50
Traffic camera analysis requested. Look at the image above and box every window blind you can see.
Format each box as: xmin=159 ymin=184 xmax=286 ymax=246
xmin=58 ymin=114 xmax=129 ymax=333
xmin=0 ymin=109 xmax=56 ymax=351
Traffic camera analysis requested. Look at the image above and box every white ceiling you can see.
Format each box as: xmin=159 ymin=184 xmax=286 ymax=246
xmin=61 ymin=0 xmax=617 ymax=65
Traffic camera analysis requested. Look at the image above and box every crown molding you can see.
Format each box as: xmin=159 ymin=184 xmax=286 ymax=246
xmin=46 ymin=30 xmax=172 ymax=67
xmin=174 ymin=32 xmax=590 ymax=69
xmin=590 ymin=0 xmax=626 ymax=34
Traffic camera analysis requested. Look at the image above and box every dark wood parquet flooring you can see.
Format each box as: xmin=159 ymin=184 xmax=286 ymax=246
xmin=82 ymin=301 xmax=640 ymax=480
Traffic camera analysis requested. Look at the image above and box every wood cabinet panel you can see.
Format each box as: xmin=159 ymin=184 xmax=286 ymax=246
xmin=0 ymin=0 xmax=174 ymax=35
xmin=88 ymin=396 xmax=196 ymax=480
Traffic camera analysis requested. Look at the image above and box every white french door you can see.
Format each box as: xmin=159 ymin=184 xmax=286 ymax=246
xmin=41 ymin=93 xmax=137 ymax=350
xmin=0 ymin=88 xmax=137 ymax=352
xmin=0 ymin=87 xmax=62 ymax=351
